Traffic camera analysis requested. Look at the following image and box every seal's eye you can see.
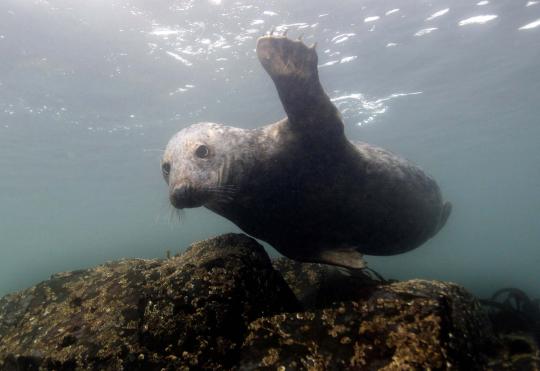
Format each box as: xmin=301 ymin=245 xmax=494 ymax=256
xmin=195 ymin=144 xmax=210 ymax=159
xmin=161 ymin=162 xmax=171 ymax=177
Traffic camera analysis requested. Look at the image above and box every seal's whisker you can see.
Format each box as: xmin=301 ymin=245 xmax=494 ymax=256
xmin=167 ymin=207 xmax=175 ymax=225
xmin=217 ymin=160 xmax=223 ymax=186
xmin=219 ymin=155 xmax=233 ymax=187
xmin=213 ymin=194 xmax=235 ymax=203
xmin=168 ymin=207 xmax=175 ymax=224
xmin=207 ymin=185 xmax=239 ymax=202
xmin=208 ymin=187 xmax=237 ymax=192
xmin=168 ymin=205 xmax=183 ymax=224
xmin=219 ymin=161 xmax=225 ymax=187
xmin=214 ymin=190 xmax=237 ymax=194
xmin=208 ymin=184 xmax=239 ymax=190
xmin=156 ymin=199 xmax=175 ymax=225
xmin=215 ymin=184 xmax=238 ymax=188
xmin=208 ymin=190 xmax=238 ymax=197
xmin=207 ymin=186 xmax=239 ymax=194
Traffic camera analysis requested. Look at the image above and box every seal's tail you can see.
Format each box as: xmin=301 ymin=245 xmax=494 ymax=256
xmin=436 ymin=201 xmax=452 ymax=233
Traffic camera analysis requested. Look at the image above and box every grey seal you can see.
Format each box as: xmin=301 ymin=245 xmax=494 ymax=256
xmin=162 ymin=35 xmax=452 ymax=269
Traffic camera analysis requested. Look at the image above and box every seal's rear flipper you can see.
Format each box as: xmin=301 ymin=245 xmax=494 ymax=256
xmin=317 ymin=248 xmax=366 ymax=269
xmin=256 ymin=35 xmax=344 ymax=139
xmin=437 ymin=201 xmax=452 ymax=232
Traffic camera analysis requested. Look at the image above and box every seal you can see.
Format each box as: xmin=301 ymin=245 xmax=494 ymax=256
xmin=162 ymin=35 xmax=452 ymax=269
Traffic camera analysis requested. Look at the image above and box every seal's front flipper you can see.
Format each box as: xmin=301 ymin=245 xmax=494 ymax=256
xmin=256 ymin=35 xmax=344 ymax=139
xmin=316 ymin=248 xmax=366 ymax=269
xmin=257 ymin=36 xmax=318 ymax=85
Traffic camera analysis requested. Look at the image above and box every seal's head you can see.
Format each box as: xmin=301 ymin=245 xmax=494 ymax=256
xmin=162 ymin=122 xmax=243 ymax=209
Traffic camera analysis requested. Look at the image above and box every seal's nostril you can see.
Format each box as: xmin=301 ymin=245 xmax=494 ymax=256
xmin=170 ymin=186 xmax=184 ymax=208
xmin=173 ymin=185 xmax=189 ymax=198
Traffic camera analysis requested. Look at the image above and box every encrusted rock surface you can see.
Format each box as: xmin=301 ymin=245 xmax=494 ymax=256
xmin=239 ymin=278 xmax=495 ymax=370
xmin=487 ymin=333 xmax=540 ymax=369
xmin=1 ymin=233 xmax=517 ymax=370
xmin=0 ymin=233 xmax=299 ymax=370
xmin=272 ymin=258 xmax=382 ymax=310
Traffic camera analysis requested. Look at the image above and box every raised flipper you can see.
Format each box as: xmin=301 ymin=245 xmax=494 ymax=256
xmin=256 ymin=35 xmax=344 ymax=139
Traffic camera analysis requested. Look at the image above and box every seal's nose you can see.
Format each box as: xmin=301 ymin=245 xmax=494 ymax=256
xmin=170 ymin=185 xmax=189 ymax=208
xmin=170 ymin=184 xmax=202 ymax=209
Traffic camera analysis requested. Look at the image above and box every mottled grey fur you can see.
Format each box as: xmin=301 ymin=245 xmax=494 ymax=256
xmin=162 ymin=36 xmax=452 ymax=269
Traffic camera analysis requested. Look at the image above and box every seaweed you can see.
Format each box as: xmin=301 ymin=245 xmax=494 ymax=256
xmin=481 ymin=287 xmax=540 ymax=345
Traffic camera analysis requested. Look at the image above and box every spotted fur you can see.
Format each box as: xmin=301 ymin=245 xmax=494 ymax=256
xmin=162 ymin=36 xmax=451 ymax=269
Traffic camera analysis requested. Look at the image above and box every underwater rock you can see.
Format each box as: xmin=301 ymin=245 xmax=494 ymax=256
xmin=0 ymin=233 xmax=507 ymax=370
xmin=0 ymin=233 xmax=299 ymax=370
xmin=481 ymin=288 xmax=540 ymax=369
xmin=273 ymin=258 xmax=385 ymax=310
xmin=239 ymin=279 xmax=495 ymax=370
xmin=486 ymin=332 xmax=540 ymax=369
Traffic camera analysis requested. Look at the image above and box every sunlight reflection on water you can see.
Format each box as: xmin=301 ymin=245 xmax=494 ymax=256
xmin=331 ymin=92 xmax=423 ymax=126
xmin=2 ymin=0 xmax=526 ymax=132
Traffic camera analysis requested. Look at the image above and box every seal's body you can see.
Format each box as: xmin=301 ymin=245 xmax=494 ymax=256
xmin=162 ymin=36 xmax=451 ymax=269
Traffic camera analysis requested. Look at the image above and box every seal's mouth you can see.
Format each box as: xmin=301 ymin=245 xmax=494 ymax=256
xmin=169 ymin=185 xmax=207 ymax=209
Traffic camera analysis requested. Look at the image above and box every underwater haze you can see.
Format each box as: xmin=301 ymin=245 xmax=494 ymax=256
xmin=0 ymin=0 xmax=539 ymax=299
